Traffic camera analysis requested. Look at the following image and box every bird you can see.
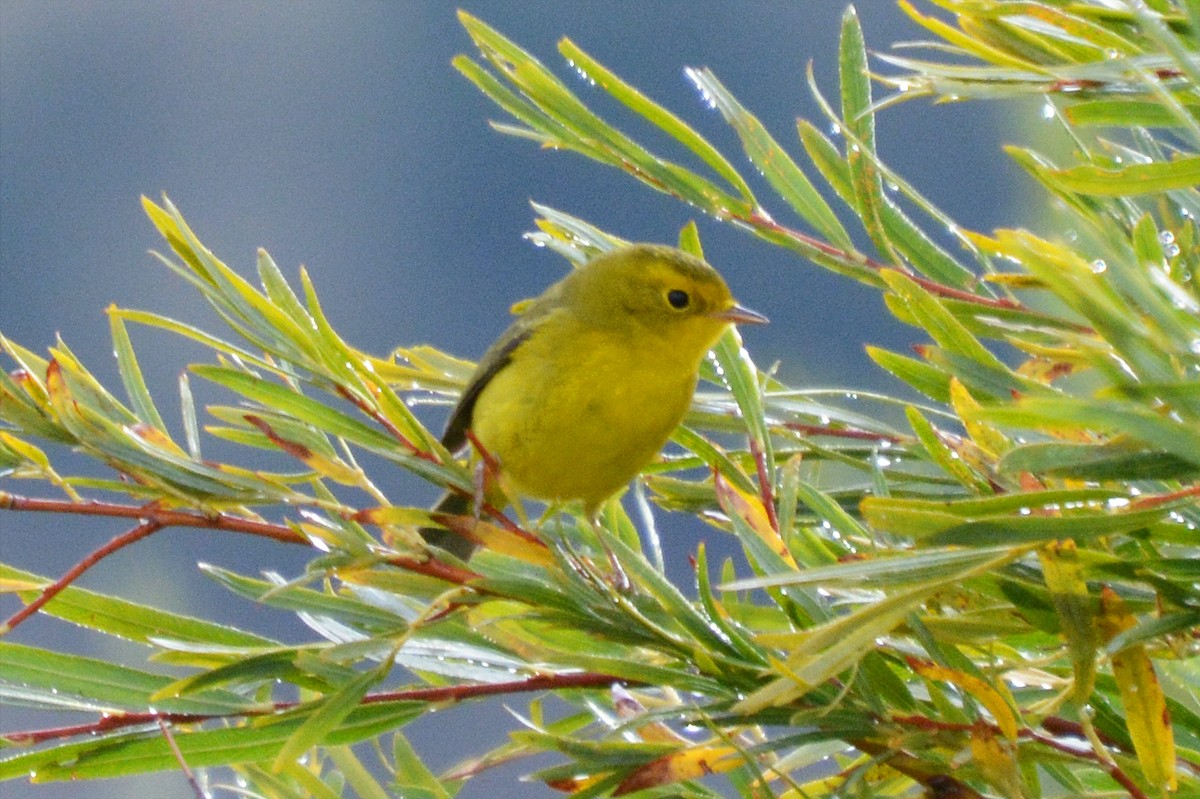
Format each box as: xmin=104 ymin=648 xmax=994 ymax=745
xmin=421 ymin=243 xmax=766 ymax=559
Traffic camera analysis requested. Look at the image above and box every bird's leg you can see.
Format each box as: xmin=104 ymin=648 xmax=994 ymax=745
xmin=465 ymin=429 xmax=504 ymax=522
xmin=470 ymin=460 xmax=488 ymax=522
xmin=590 ymin=503 xmax=632 ymax=594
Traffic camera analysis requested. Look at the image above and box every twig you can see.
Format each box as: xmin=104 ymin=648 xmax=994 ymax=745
xmin=3 ymin=671 xmax=630 ymax=745
xmin=892 ymin=713 xmax=1155 ymax=799
xmin=748 ymin=437 xmax=779 ymax=532
xmin=739 ymin=209 xmax=1095 ymax=333
xmin=0 ymin=493 xmax=485 ymax=631
xmin=157 ymin=716 xmax=206 ymax=799
xmin=0 ymin=494 xmax=307 ymax=544
xmin=336 ymin=384 xmax=430 ymax=461
xmin=1129 ymin=483 xmax=1200 ymax=510
xmin=782 ymin=422 xmax=904 ymax=444
xmin=3 ymin=518 xmax=164 ymax=632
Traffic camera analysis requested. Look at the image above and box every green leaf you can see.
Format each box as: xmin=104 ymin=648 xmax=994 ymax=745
xmin=1065 ymin=98 xmax=1200 ymax=127
xmin=905 ymin=405 xmax=993 ymax=493
xmin=999 ymin=439 xmax=1200 ymax=480
xmin=840 ymin=7 xmax=897 ymax=266
xmin=866 ymin=346 xmax=952 ymax=402
xmin=1045 ymin=155 xmax=1200 ymax=196
xmin=0 ymin=563 xmax=275 ymax=647
xmin=108 ymin=312 xmax=166 ymax=433
xmin=274 ymin=669 xmax=381 ymax=771
xmin=0 ymin=701 xmax=422 ymax=782
xmin=982 ymin=398 xmax=1200 ymax=467
xmin=0 ymin=641 xmax=253 ymax=715
xmin=684 ymin=67 xmax=854 ymax=250
xmin=557 ymin=37 xmax=755 ymax=206
xmin=736 ymin=547 xmax=1019 ymax=711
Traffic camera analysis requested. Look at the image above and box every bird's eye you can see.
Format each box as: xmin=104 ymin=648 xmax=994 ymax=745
xmin=666 ymin=289 xmax=690 ymax=310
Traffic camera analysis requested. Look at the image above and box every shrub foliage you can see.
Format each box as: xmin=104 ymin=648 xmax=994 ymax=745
xmin=2 ymin=3 xmax=1197 ymax=797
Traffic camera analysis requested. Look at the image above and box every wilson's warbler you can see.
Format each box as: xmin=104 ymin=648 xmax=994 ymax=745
xmin=422 ymin=243 xmax=766 ymax=558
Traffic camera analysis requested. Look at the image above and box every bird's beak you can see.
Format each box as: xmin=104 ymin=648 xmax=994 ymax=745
xmin=711 ymin=302 xmax=768 ymax=326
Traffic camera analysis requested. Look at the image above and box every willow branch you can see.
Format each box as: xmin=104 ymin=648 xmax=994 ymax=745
xmin=3 ymin=518 xmax=164 ymax=632
xmin=3 ymin=671 xmax=630 ymax=746
xmin=0 ymin=493 xmax=482 ymax=631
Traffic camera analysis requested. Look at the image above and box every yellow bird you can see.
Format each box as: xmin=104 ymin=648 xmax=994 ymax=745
xmin=423 ymin=243 xmax=766 ymax=558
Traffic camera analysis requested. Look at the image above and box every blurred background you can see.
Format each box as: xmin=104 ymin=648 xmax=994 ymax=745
xmin=1 ymin=3 xmax=1031 ymax=796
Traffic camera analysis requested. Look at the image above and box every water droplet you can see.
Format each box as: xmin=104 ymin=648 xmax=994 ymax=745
xmin=566 ymin=59 xmax=596 ymax=87
xmin=829 ymin=122 xmax=842 ymax=137
xmin=1091 ymin=259 xmax=1107 ymax=274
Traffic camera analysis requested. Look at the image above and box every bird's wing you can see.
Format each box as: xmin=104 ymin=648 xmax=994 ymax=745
xmin=440 ymin=322 xmax=533 ymax=452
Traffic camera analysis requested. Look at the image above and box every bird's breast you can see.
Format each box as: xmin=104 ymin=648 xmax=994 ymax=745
xmin=469 ymin=320 xmax=701 ymax=507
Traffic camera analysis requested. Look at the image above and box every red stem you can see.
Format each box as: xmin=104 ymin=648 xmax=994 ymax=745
xmin=3 ymin=672 xmax=629 ymax=745
xmin=0 ymin=493 xmax=484 ymax=631
xmin=3 ymin=519 xmax=164 ymax=631
xmin=783 ymin=422 xmax=905 ymax=444
xmin=749 ymin=437 xmax=779 ymax=532
xmin=892 ymin=713 xmax=1159 ymax=799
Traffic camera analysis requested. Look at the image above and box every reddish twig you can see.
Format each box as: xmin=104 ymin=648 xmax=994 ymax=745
xmin=3 ymin=519 xmax=164 ymax=631
xmin=1027 ymin=731 xmax=1149 ymax=799
xmin=336 ymin=384 xmax=432 ymax=462
xmin=3 ymin=671 xmax=630 ymax=745
xmin=892 ymin=713 xmax=1158 ymax=799
xmin=157 ymin=716 xmax=204 ymax=799
xmin=0 ymin=493 xmax=488 ymax=630
xmin=748 ymin=437 xmax=779 ymax=532
xmin=783 ymin=422 xmax=905 ymax=444
xmin=0 ymin=494 xmax=307 ymax=545
xmin=738 ymin=210 xmax=1094 ymax=335
xmin=382 ymin=553 xmax=480 ymax=584
xmin=1130 ymin=483 xmax=1200 ymax=510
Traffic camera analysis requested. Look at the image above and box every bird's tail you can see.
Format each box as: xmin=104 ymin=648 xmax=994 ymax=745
xmin=419 ymin=491 xmax=478 ymax=561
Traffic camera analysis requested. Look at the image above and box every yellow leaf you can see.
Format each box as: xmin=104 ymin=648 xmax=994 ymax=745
xmin=969 ymin=726 xmax=1023 ymax=799
xmin=1098 ymin=587 xmax=1177 ymax=793
xmin=614 ymin=745 xmax=740 ymax=795
xmin=909 ymin=657 xmax=1020 ymax=741
xmin=713 ymin=472 xmax=793 ymax=566
xmin=0 ymin=575 xmax=47 ymax=593
xmin=0 ymin=431 xmax=51 ymax=469
xmin=949 ymin=378 xmax=1010 ymax=458
xmin=1039 ymin=540 xmax=1097 ymax=703
xmin=127 ymin=422 xmax=188 ymax=458
xmin=440 ymin=515 xmax=552 ymax=568
xmin=245 ymin=415 xmax=361 ymax=485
